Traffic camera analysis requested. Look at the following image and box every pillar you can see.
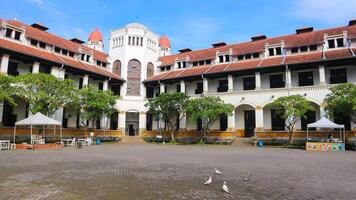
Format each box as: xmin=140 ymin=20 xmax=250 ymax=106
xmin=179 ymin=114 xmax=187 ymax=131
xmin=319 ymin=65 xmax=326 ymax=85
xmin=51 ymin=67 xmax=65 ymax=122
xmin=227 ymin=111 xmax=236 ymax=131
xmin=83 ymin=74 xmax=89 ymax=86
xmin=118 ymin=111 xmax=126 ymax=134
xmin=203 ymin=78 xmax=208 ymax=94
xmin=103 ymin=80 xmax=109 ymax=91
xmin=0 ymin=54 xmax=10 ymax=74
xmin=255 ymin=72 xmax=261 ymax=89
xmin=32 ymin=62 xmax=40 ymax=73
xmin=228 ymin=75 xmax=233 ymax=92
xmin=160 ymin=83 xmax=165 ymax=94
xmin=255 ymin=106 xmax=264 ymax=131
xmin=320 ymin=103 xmax=327 ymax=118
xmin=180 ymin=80 xmax=186 ymax=93
xmin=139 ymin=112 xmax=146 ymax=134
xmin=0 ymin=102 xmax=3 ymax=125
xmin=285 ymin=68 xmax=292 ymax=88
xmin=51 ymin=66 xmax=65 ymax=79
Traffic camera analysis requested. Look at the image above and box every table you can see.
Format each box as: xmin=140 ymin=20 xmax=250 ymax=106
xmin=61 ymin=139 xmax=75 ymax=147
xmin=0 ymin=140 xmax=10 ymax=150
xmin=306 ymin=142 xmax=345 ymax=152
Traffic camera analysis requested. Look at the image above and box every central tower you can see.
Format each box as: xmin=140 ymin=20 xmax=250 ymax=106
xmin=109 ymin=23 xmax=169 ymax=136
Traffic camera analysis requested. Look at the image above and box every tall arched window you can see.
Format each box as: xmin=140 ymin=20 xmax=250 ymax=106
xmin=127 ymin=59 xmax=141 ymax=96
xmin=112 ymin=60 xmax=121 ymax=76
xmin=147 ymin=62 xmax=154 ymax=78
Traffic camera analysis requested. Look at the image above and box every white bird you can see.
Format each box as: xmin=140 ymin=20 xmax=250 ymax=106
xmin=244 ymin=177 xmax=249 ymax=181
xmin=222 ymin=181 xmax=230 ymax=194
xmin=204 ymin=176 xmax=212 ymax=185
xmin=215 ymin=168 xmax=222 ymax=175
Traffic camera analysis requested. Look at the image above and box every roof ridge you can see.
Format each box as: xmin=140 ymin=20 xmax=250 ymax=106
xmin=175 ymin=68 xmax=188 ymax=77
xmin=203 ymin=64 xmax=217 ymax=74
xmin=222 ymin=63 xmax=232 ymax=71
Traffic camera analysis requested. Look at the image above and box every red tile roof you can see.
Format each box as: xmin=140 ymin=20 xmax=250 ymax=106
xmin=0 ymin=38 xmax=123 ymax=81
xmin=158 ymin=24 xmax=356 ymax=67
xmin=147 ymin=48 xmax=355 ymax=82
xmin=1 ymin=19 xmax=108 ymax=63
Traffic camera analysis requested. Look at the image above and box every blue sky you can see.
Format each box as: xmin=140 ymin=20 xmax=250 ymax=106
xmin=2 ymin=0 xmax=356 ymax=53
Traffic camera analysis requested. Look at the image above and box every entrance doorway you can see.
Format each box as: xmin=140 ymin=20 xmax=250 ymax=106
xmin=125 ymin=112 xmax=139 ymax=136
xmin=244 ymin=110 xmax=255 ymax=137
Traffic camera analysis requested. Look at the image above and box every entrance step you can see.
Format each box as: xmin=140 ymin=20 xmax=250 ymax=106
xmin=120 ymin=136 xmax=146 ymax=144
xmin=232 ymin=137 xmax=254 ymax=146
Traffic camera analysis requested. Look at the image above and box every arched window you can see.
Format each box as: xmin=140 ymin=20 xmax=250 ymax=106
xmin=112 ymin=60 xmax=121 ymax=76
xmin=147 ymin=62 xmax=154 ymax=78
xmin=127 ymin=59 xmax=141 ymax=96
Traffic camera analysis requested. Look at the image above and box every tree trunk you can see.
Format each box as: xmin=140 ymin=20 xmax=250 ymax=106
xmin=170 ymin=130 xmax=175 ymax=142
xmin=286 ymin=131 xmax=293 ymax=147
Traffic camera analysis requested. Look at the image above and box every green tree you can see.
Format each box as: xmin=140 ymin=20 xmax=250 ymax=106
xmin=145 ymin=93 xmax=189 ymax=142
xmin=0 ymin=74 xmax=16 ymax=105
xmin=77 ymin=86 xmax=118 ymax=131
xmin=13 ymin=73 xmax=78 ymax=117
xmin=185 ymin=96 xmax=234 ymax=141
xmin=324 ymin=83 xmax=356 ymax=123
xmin=266 ymin=95 xmax=314 ymax=145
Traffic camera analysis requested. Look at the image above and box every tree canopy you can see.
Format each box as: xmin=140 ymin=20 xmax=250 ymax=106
xmin=185 ymin=96 xmax=234 ymax=140
xmin=266 ymin=94 xmax=314 ymax=145
xmin=324 ymin=83 xmax=356 ymax=122
xmin=145 ymin=92 xmax=189 ymax=141
xmin=12 ymin=73 xmax=78 ymax=117
xmin=77 ymin=86 xmax=118 ymax=131
xmin=0 ymin=74 xmax=16 ymax=105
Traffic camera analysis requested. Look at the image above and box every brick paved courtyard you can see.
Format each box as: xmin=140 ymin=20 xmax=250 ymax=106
xmin=0 ymin=144 xmax=355 ymax=200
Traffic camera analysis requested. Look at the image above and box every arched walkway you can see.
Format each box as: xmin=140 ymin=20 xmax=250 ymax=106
xmin=125 ymin=110 xmax=140 ymax=136
xmin=235 ymin=104 xmax=255 ymax=137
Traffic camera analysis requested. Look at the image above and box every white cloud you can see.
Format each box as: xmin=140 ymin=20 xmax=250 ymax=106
xmin=293 ymin=0 xmax=356 ymax=23
xmin=28 ymin=0 xmax=67 ymax=19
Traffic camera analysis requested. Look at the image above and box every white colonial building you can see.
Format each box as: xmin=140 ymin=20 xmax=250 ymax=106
xmin=0 ymin=18 xmax=356 ymax=140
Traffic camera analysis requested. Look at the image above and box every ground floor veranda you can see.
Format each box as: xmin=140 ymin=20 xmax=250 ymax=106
xmin=1 ymin=100 xmax=355 ymax=142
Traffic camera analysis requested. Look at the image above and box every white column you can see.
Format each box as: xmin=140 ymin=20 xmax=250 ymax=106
xmin=83 ymin=74 xmax=89 ymax=86
xmin=180 ymin=80 xmax=186 ymax=93
xmin=285 ymin=68 xmax=292 ymax=88
xmin=103 ymin=80 xmax=109 ymax=91
xmin=32 ymin=62 xmax=40 ymax=73
xmin=51 ymin=66 xmax=65 ymax=80
xmin=228 ymin=75 xmax=233 ymax=92
xmin=0 ymin=54 xmax=10 ymax=74
xmin=139 ymin=112 xmax=146 ymax=134
xmin=160 ymin=83 xmax=165 ymax=94
xmin=227 ymin=111 xmax=236 ymax=131
xmin=320 ymin=104 xmax=327 ymax=118
xmin=255 ymin=72 xmax=261 ymax=89
xmin=203 ymin=78 xmax=208 ymax=94
xmin=0 ymin=102 xmax=3 ymax=125
xmin=319 ymin=65 xmax=326 ymax=85
xmin=255 ymin=107 xmax=264 ymax=131
xmin=118 ymin=111 xmax=126 ymax=134
xmin=179 ymin=114 xmax=186 ymax=131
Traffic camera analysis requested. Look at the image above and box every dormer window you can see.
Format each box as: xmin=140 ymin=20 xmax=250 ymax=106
xmin=218 ymin=53 xmax=230 ymax=63
xmin=80 ymin=53 xmax=92 ymax=63
xmin=39 ymin=42 xmax=46 ymax=49
xmin=325 ymin=34 xmax=346 ymax=49
xmin=267 ymin=46 xmax=283 ymax=57
xmin=5 ymin=27 xmax=22 ymax=41
xmin=177 ymin=60 xmax=187 ymax=69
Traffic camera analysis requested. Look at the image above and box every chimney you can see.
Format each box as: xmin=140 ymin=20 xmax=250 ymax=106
xmin=349 ymin=19 xmax=356 ymax=26
xmin=212 ymin=41 xmax=227 ymax=48
xmin=70 ymin=38 xmax=85 ymax=44
xmin=178 ymin=48 xmax=192 ymax=53
xmin=296 ymin=26 xmax=313 ymax=34
xmin=251 ymin=34 xmax=267 ymax=41
xmin=30 ymin=23 xmax=48 ymax=31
